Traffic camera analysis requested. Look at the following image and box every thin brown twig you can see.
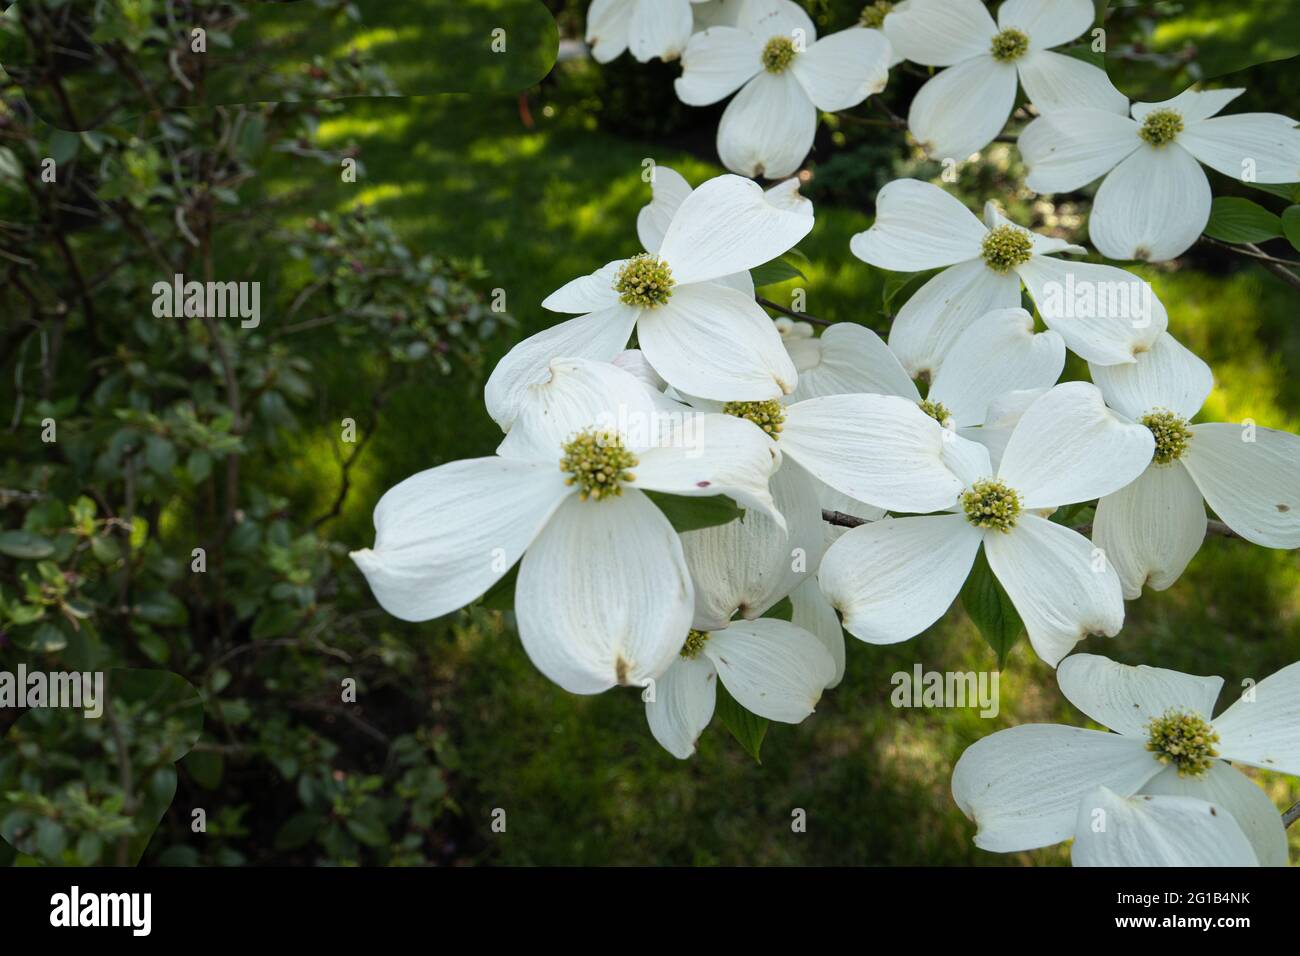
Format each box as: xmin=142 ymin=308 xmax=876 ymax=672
xmin=756 ymin=295 xmax=831 ymax=327
xmin=823 ymin=509 xmax=1241 ymax=540
xmin=1199 ymin=236 xmax=1300 ymax=294
xmin=1285 ymin=800 xmax=1300 ymax=828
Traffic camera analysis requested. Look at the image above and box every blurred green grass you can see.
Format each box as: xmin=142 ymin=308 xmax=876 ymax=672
xmin=261 ymin=67 xmax=1300 ymax=864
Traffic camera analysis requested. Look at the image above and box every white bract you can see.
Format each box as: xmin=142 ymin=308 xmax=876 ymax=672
xmin=882 ymin=0 xmax=1125 ymax=160
xmin=692 ymin=0 xmax=743 ymax=30
xmin=1089 ymin=332 xmax=1300 ymax=597
xmin=585 ymin=0 xmax=710 ymax=64
xmin=681 ymin=457 xmax=825 ymax=631
xmin=647 ymin=460 xmax=837 ymax=758
xmin=952 ymin=654 xmax=1299 ymax=867
xmin=818 ymin=382 xmax=1154 ymax=666
xmin=485 ymin=172 xmax=812 ymax=426
xmin=851 ymin=179 xmax=1167 ymax=378
xmin=784 ymin=310 xmax=1064 ymax=429
xmin=676 ymin=0 xmax=892 ymax=178
xmin=1070 ymin=786 xmax=1259 ymax=867
xmin=778 ymin=311 xmax=1064 ymax=526
xmin=691 ymin=388 xmax=981 ymax=517
xmin=351 ymin=358 xmax=782 ymax=695
xmin=646 ymin=616 xmax=836 ymax=759
xmin=1019 ymin=87 xmax=1300 ymax=261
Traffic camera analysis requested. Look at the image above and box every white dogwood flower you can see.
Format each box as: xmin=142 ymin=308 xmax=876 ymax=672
xmin=1019 ymin=87 xmax=1300 ymax=261
xmin=851 ymin=179 xmax=1167 ymax=378
xmin=777 ymin=311 xmax=1064 ymax=526
xmin=485 ymin=173 xmax=812 ymax=427
xmin=646 ymin=616 xmax=835 ymax=759
xmin=676 ymin=0 xmax=892 ymax=178
xmin=882 ymin=0 xmax=1125 ymax=160
xmin=352 ymin=358 xmax=782 ymax=695
xmin=952 ymin=654 xmax=1297 ymax=867
xmin=818 ymin=382 xmax=1154 ymax=665
xmin=1089 ymin=332 xmax=1300 ymax=597
xmin=585 ymin=0 xmax=710 ymax=64
xmin=647 ymin=460 xmax=838 ymax=758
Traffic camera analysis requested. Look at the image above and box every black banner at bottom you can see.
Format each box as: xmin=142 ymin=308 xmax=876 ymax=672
xmin=0 ymin=866 xmax=1287 ymax=940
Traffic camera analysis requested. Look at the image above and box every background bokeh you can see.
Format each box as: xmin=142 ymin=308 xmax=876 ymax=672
xmin=1 ymin=0 xmax=1297 ymax=866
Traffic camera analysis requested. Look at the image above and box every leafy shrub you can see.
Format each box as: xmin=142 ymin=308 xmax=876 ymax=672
xmin=0 ymin=0 xmax=504 ymax=865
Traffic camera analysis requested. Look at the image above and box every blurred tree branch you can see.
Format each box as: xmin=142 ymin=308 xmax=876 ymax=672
xmin=1200 ymin=236 xmax=1300 ymax=294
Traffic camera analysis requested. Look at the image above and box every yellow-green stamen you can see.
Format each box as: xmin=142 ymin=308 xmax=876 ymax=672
xmin=981 ymin=224 xmax=1034 ymax=273
xmin=859 ymin=1 xmax=893 ymax=28
xmin=1139 ymin=108 xmax=1184 ymax=147
xmin=762 ymin=35 xmax=797 ymax=74
xmin=919 ymin=399 xmax=952 ymax=426
xmin=1146 ymin=710 xmax=1220 ymax=777
xmin=681 ymin=629 xmax=710 ymax=660
xmin=961 ymin=479 xmax=1022 ymax=533
xmin=614 ymin=254 xmax=675 ymax=308
xmin=990 ymin=28 xmax=1029 ymax=62
xmin=1140 ymin=409 xmax=1193 ymax=464
xmin=723 ymin=399 xmax=785 ymax=439
xmin=560 ymin=429 xmax=639 ymax=501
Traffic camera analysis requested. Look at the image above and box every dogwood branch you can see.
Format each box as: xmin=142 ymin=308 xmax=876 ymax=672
xmin=821 ymin=509 xmax=871 ymax=528
xmin=1199 ymin=236 xmax=1300 ymax=295
xmin=1285 ymin=800 xmax=1300 ymax=828
xmin=756 ymin=295 xmax=831 ymax=326
xmin=822 ymin=509 xmax=1240 ymax=540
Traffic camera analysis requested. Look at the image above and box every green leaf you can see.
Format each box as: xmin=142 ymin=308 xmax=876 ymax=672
xmin=134 ymin=592 xmax=189 ymax=627
xmin=75 ymin=832 xmax=103 ymax=865
xmin=715 ymin=683 xmax=768 ymax=764
xmin=479 ymin=561 xmax=519 ymax=610
xmin=187 ymin=451 xmax=213 ymax=483
xmin=0 ymin=531 xmax=56 ymax=560
xmin=91 ymin=534 xmax=122 ymax=564
xmin=34 ymin=819 xmax=66 ymax=862
xmin=1204 ymin=197 xmax=1283 ymax=244
xmin=48 ymin=130 xmax=81 ymax=165
xmin=274 ymin=812 xmax=324 ymax=851
xmin=1282 ymin=205 xmax=1300 ymax=253
xmin=644 ymin=491 xmax=743 ymax=533
xmin=251 ymin=603 xmax=298 ymax=640
xmin=762 ymin=596 xmax=793 ymax=621
xmin=1246 ymin=181 xmax=1300 ymax=203
xmin=750 ymin=252 xmax=807 ymax=288
xmin=345 ymin=815 xmax=389 ymax=848
xmin=184 ymin=750 xmax=224 ymax=790
xmin=28 ymin=623 xmax=69 ymax=653
xmin=144 ymin=435 xmax=177 ymax=476
xmin=136 ymin=631 xmax=171 ymax=664
xmin=881 ymin=270 xmax=931 ymax=316
xmin=960 ymin=549 xmax=1023 ymax=668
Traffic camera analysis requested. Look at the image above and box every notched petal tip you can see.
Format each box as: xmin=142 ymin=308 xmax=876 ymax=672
xmin=349 ymin=547 xmax=378 ymax=569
